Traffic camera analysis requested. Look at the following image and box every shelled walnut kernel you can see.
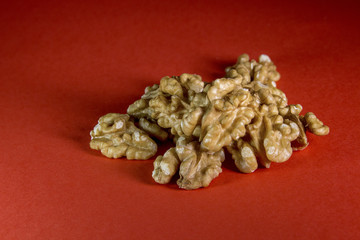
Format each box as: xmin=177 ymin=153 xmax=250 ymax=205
xmin=90 ymin=54 xmax=329 ymax=190
xmin=90 ymin=113 xmax=157 ymax=160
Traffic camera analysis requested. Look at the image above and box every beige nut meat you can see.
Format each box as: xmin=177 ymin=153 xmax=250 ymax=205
xmin=279 ymin=104 xmax=309 ymax=151
xmin=207 ymin=78 xmax=241 ymax=102
xmin=263 ymin=117 xmax=300 ymax=163
xmin=302 ymin=112 xmax=330 ymax=136
xmin=179 ymin=73 xmax=204 ymax=93
xmin=152 ymin=147 xmax=180 ymax=184
xmin=90 ymin=113 xmax=157 ymax=159
xmin=160 ymin=76 xmax=184 ymax=98
xmin=225 ymin=53 xmax=252 ymax=84
xmin=253 ymin=54 xmax=280 ymax=85
xmin=227 ymin=140 xmax=258 ymax=173
xmin=200 ymin=105 xmax=255 ymax=152
xmin=180 ymin=107 xmax=204 ymax=137
xmin=138 ymin=118 xmax=168 ymax=141
xmin=91 ymin=53 xmax=330 ymax=190
xmin=176 ymin=140 xmax=225 ymax=190
xmin=152 ymin=137 xmax=225 ymax=190
xmin=245 ymin=114 xmax=272 ymax=168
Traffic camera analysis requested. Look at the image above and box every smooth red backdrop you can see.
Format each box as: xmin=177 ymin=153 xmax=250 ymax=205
xmin=1 ymin=0 xmax=359 ymax=239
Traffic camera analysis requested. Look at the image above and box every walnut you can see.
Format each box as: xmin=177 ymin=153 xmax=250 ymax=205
xmin=302 ymin=112 xmax=330 ymax=136
xmin=177 ymin=141 xmax=225 ymax=190
xmin=138 ymin=118 xmax=168 ymax=141
xmin=153 ymin=137 xmax=225 ymax=190
xmin=253 ymin=54 xmax=280 ymax=85
xmin=263 ymin=117 xmax=300 ymax=163
xmin=227 ymin=140 xmax=258 ymax=173
xmin=126 ymin=99 xmax=151 ymax=119
xmin=160 ymin=76 xmax=184 ymax=98
xmin=152 ymin=147 xmax=180 ymax=184
xmin=180 ymin=107 xmax=204 ymax=137
xmin=207 ymin=78 xmax=237 ymax=101
xmin=90 ymin=113 xmax=157 ymax=159
xmin=90 ymin=53 xmax=330 ymax=190
xmin=280 ymin=104 xmax=309 ymax=150
xmin=179 ymin=73 xmax=204 ymax=93
xmin=200 ymin=105 xmax=255 ymax=152
xmin=127 ymin=74 xmax=207 ymax=139
xmin=225 ymin=53 xmax=252 ymax=84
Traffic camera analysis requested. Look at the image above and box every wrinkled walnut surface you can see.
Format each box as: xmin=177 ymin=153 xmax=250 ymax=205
xmin=90 ymin=113 xmax=157 ymax=160
xmin=90 ymin=54 xmax=329 ymax=190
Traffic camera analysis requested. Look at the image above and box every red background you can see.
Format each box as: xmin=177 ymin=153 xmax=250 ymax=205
xmin=1 ymin=0 xmax=359 ymax=239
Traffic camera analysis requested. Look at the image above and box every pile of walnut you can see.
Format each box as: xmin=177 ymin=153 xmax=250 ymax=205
xmin=90 ymin=54 xmax=329 ymax=190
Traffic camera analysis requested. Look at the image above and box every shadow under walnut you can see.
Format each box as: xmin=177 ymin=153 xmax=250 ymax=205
xmin=90 ymin=54 xmax=329 ymax=190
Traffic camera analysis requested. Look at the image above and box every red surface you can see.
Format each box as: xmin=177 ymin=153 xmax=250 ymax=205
xmin=1 ymin=0 xmax=359 ymax=239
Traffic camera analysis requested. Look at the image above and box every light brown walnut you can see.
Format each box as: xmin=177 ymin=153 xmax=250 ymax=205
xmin=176 ymin=138 xmax=225 ymax=190
xmin=200 ymin=105 xmax=255 ymax=152
xmin=227 ymin=140 xmax=258 ymax=173
xmin=138 ymin=118 xmax=168 ymax=141
xmin=263 ymin=117 xmax=300 ymax=163
xmin=90 ymin=113 xmax=157 ymax=159
xmin=152 ymin=147 xmax=180 ymax=184
xmin=302 ymin=112 xmax=330 ymax=136
xmin=179 ymin=73 xmax=204 ymax=93
xmin=152 ymin=137 xmax=225 ymax=189
xmin=90 ymin=54 xmax=330 ymax=190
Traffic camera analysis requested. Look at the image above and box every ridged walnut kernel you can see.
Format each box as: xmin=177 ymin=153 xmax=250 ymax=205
xmin=90 ymin=54 xmax=329 ymax=190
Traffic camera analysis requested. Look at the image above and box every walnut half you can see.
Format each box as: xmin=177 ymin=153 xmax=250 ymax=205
xmin=152 ymin=138 xmax=225 ymax=190
xmin=90 ymin=113 xmax=157 ymax=160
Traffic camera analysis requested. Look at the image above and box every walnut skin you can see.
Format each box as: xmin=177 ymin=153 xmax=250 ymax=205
xmin=90 ymin=54 xmax=330 ymax=190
